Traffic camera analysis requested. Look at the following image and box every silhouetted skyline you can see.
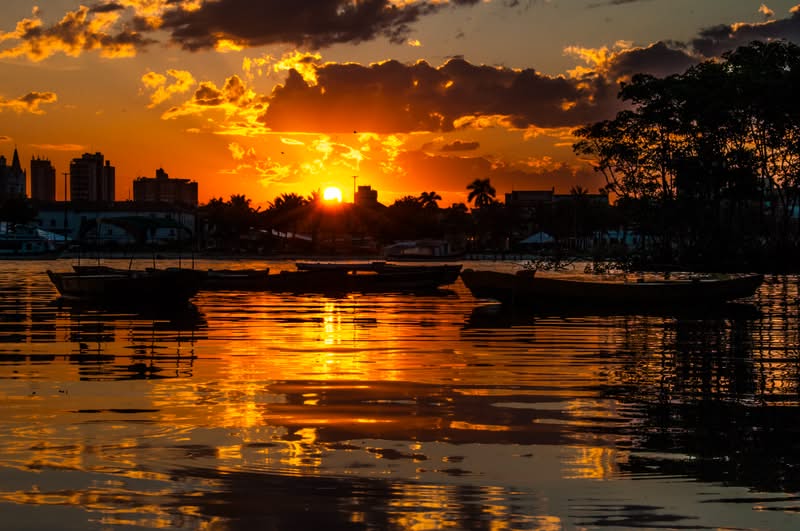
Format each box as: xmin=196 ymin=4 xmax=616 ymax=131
xmin=3 ymin=1 xmax=800 ymax=209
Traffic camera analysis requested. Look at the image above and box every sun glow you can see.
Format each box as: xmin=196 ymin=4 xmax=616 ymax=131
xmin=323 ymin=186 xmax=343 ymax=202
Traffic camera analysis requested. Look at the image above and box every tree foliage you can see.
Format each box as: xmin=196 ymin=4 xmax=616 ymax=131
xmin=573 ymin=40 xmax=800 ymax=268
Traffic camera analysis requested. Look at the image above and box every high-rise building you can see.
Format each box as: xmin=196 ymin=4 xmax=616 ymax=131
xmin=355 ymin=185 xmax=378 ymax=206
xmin=133 ymin=168 xmax=198 ymax=206
xmin=30 ymin=157 xmax=56 ymax=201
xmin=70 ymin=152 xmax=115 ymax=202
xmin=0 ymin=147 xmax=27 ymax=198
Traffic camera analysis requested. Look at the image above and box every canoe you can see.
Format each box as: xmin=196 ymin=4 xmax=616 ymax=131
xmin=47 ymin=267 xmax=206 ymax=305
xmin=460 ymin=269 xmax=764 ymax=308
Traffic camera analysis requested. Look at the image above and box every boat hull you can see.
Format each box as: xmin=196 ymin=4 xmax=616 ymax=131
xmin=202 ymin=262 xmax=463 ymax=293
xmin=460 ymin=269 xmax=764 ymax=308
xmin=47 ymin=268 xmax=206 ymax=305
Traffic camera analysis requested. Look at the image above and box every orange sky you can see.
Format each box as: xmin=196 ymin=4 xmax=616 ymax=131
xmin=2 ymin=1 xmax=799 ymax=209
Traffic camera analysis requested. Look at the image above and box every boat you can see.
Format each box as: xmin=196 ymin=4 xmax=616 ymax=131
xmin=46 ymin=266 xmax=207 ymax=306
xmin=460 ymin=269 xmax=764 ymax=309
xmin=290 ymin=261 xmax=462 ymax=292
xmin=201 ymin=261 xmax=462 ymax=293
xmin=202 ymin=268 xmax=271 ymax=290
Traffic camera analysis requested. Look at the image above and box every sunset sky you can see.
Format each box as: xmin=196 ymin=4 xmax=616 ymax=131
xmin=3 ymin=1 xmax=800 ymax=209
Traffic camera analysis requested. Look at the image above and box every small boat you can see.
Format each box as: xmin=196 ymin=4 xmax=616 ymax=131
xmin=201 ymin=261 xmax=462 ymax=293
xmin=460 ymin=269 xmax=764 ymax=308
xmin=202 ymin=268 xmax=271 ymax=290
xmin=47 ymin=267 xmax=206 ymax=306
xmin=288 ymin=261 xmax=462 ymax=292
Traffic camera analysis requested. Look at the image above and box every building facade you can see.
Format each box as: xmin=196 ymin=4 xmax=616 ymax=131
xmin=30 ymin=157 xmax=56 ymax=201
xmin=0 ymin=148 xmax=26 ymax=198
xmin=70 ymin=152 xmax=115 ymax=202
xmin=35 ymin=201 xmax=196 ymax=245
xmin=354 ymin=185 xmax=379 ymax=206
xmin=133 ymin=168 xmax=198 ymax=206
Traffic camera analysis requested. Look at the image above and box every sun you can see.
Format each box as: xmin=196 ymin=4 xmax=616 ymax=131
xmin=323 ymin=186 xmax=343 ymax=202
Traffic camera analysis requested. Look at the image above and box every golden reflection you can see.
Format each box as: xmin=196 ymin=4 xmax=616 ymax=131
xmin=449 ymin=421 xmax=511 ymax=432
xmin=563 ymin=446 xmax=619 ymax=480
xmin=283 ymin=427 xmax=322 ymax=471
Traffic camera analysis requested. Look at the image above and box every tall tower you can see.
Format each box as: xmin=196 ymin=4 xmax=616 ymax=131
xmin=70 ymin=152 xmax=115 ymax=201
xmin=30 ymin=157 xmax=56 ymax=201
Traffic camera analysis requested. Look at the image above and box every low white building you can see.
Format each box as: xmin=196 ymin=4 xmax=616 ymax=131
xmin=35 ymin=201 xmax=195 ymax=246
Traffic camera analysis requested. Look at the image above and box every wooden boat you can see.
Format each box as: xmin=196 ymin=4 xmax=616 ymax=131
xmin=286 ymin=261 xmax=462 ymax=293
xmin=47 ymin=267 xmax=206 ymax=305
xmin=202 ymin=268 xmax=271 ymax=290
xmin=460 ymin=269 xmax=764 ymax=308
xmin=197 ymin=261 xmax=462 ymax=293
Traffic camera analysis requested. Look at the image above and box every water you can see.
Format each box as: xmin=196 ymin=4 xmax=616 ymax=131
xmin=0 ymin=259 xmax=798 ymax=530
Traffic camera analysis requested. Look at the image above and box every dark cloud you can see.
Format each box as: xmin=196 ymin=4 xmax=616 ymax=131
xmin=160 ymin=0 xmax=481 ymax=51
xmin=692 ymin=11 xmax=800 ymax=58
xmin=260 ymin=58 xmax=618 ymax=134
xmin=89 ymin=2 xmax=126 ymax=14
xmin=606 ymin=41 xmax=697 ymax=80
xmin=441 ymin=140 xmax=480 ymax=152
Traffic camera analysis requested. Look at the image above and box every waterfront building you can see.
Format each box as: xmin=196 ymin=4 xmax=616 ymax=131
xmin=70 ymin=152 xmax=115 ymax=202
xmin=35 ymin=201 xmax=195 ymax=245
xmin=30 ymin=157 xmax=56 ymax=201
xmin=133 ymin=168 xmax=198 ymax=206
xmin=0 ymin=148 xmax=26 ymax=198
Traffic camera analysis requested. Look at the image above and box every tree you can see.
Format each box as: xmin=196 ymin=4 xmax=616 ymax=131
xmin=573 ymin=40 xmax=800 ymax=268
xmin=418 ymin=191 xmax=442 ymax=209
xmin=466 ymin=178 xmax=496 ymax=209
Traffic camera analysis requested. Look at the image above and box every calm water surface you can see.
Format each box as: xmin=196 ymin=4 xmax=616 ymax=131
xmin=0 ymin=259 xmax=799 ymax=530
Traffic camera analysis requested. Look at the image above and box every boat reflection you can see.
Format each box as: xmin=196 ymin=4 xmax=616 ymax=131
xmin=463 ymin=301 xmax=762 ymax=329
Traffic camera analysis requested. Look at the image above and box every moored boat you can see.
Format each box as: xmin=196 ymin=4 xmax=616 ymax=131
xmin=460 ymin=268 xmax=764 ymax=308
xmin=47 ymin=267 xmax=206 ymax=305
xmin=202 ymin=268 xmax=271 ymax=290
xmin=200 ymin=261 xmax=462 ymax=293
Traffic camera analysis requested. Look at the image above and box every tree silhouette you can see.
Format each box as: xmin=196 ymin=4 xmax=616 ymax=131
xmin=466 ymin=178 xmax=496 ymax=209
xmin=573 ymin=39 xmax=800 ymax=269
xmin=418 ymin=191 xmax=442 ymax=209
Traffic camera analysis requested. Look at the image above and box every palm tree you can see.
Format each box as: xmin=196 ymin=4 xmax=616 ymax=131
xmin=267 ymin=193 xmax=308 ymax=242
xmin=418 ymin=191 xmax=442 ymax=210
xmin=467 ymin=178 xmax=496 ymax=209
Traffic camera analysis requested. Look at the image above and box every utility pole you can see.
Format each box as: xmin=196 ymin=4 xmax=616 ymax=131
xmin=353 ymin=175 xmax=357 ymax=203
xmin=62 ymin=172 xmax=69 ymax=237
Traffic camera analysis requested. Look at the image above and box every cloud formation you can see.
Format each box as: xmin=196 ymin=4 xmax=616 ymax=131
xmin=441 ymin=140 xmax=480 ymax=152
xmin=0 ymin=91 xmax=57 ymax=114
xmin=141 ymin=69 xmax=197 ymax=108
xmin=260 ymin=58 xmax=615 ymax=134
xmin=1 ymin=1 xmax=488 ymax=61
xmin=691 ymin=7 xmax=800 ymax=58
xmin=0 ymin=5 xmax=154 ymax=61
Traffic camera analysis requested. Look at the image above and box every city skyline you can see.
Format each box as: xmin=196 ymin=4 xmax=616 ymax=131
xmin=3 ymin=1 xmax=800 ymax=209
